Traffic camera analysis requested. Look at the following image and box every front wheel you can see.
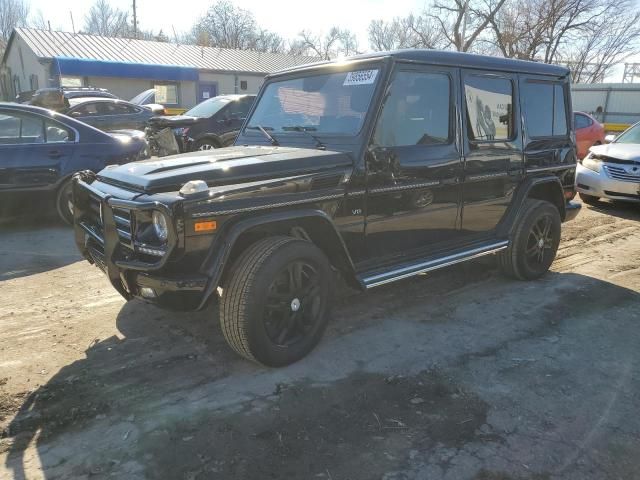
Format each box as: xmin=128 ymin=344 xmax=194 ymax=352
xmin=499 ymin=199 xmax=561 ymax=280
xmin=55 ymin=179 xmax=74 ymax=225
xmin=220 ymin=236 xmax=332 ymax=366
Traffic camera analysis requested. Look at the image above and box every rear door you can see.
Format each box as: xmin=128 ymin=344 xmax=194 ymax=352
xmin=0 ymin=110 xmax=76 ymax=191
xmin=460 ymin=70 xmax=522 ymax=238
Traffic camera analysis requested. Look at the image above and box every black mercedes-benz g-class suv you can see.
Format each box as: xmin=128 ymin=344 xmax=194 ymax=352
xmin=72 ymin=50 xmax=580 ymax=366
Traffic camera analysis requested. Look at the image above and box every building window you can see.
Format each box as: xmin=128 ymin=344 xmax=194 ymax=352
xmin=154 ymin=83 xmax=178 ymax=105
xmin=240 ymin=80 xmax=248 ymax=91
xmin=61 ymin=76 xmax=83 ymax=87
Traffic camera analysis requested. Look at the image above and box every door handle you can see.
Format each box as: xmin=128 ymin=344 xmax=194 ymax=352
xmin=48 ymin=150 xmax=63 ymax=158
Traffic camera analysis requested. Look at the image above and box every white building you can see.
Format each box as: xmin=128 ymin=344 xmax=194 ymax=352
xmin=1 ymin=28 xmax=317 ymax=110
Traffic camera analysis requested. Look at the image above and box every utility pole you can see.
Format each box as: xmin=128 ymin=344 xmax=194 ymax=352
xmin=132 ymin=0 xmax=138 ymax=39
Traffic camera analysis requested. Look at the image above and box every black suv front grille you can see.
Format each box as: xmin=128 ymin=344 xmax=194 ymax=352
xmin=87 ymin=195 xmax=134 ymax=249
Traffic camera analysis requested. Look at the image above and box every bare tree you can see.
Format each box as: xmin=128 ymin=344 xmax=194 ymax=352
xmin=83 ymin=0 xmax=131 ymax=37
xmin=368 ymin=14 xmax=447 ymax=51
xmin=430 ymin=0 xmax=509 ymax=52
xmin=292 ymin=27 xmax=361 ymax=59
xmin=0 ymin=0 xmax=29 ymax=42
xmin=191 ymin=1 xmax=286 ymax=53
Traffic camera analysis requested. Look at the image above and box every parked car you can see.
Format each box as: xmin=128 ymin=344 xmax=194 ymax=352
xmin=150 ymin=94 xmax=256 ymax=152
xmin=574 ymin=111 xmax=605 ymax=159
xmin=65 ymin=98 xmax=156 ymax=131
xmin=576 ymin=121 xmax=640 ymax=205
xmin=22 ymin=86 xmax=117 ymax=111
xmin=72 ymin=50 xmax=580 ymax=366
xmin=0 ymin=103 xmax=147 ymax=223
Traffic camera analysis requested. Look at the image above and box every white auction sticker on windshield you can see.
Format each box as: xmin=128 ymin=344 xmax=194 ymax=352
xmin=343 ymin=70 xmax=378 ymax=86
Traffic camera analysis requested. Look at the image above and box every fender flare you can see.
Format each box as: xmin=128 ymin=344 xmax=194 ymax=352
xmin=197 ymin=209 xmax=359 ymax=309
xmin=497 ymin=175 xmax=566 ymax=237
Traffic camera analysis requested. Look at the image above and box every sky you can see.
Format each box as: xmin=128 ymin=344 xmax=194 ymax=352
xmin=25 ymin=0 xmax=637 ymax=81
xmin=28 ymin=0 xmax=426 ymax=47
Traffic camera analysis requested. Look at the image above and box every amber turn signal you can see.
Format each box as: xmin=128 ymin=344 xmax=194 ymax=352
xmin=194 ymin=220 xmax=217 ymax=232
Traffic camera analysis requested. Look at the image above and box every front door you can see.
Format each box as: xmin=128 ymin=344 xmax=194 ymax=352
xmin=363 ymin=65 xmax=463 ymax=265
xmin=460 ymin=70 xmax=523 ymax=237
xmin=197 ymin=82 xmax=218 ymax=104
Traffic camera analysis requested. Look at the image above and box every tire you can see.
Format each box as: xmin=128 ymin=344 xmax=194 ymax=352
xmin=499 ymin=199 xmax=561 ymax=281
xmin=55 ymin=179 xmax=74 ymax=225
xmin=193 ymin=138 xmax=219 ymax=151
xmin=579 ymin=193 xmax=599 ymax=205
xmin=220 ymin=236 xmax=333 ymax=367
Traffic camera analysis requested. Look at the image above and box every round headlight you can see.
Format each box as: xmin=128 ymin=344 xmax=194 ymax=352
xmin=152 ymin=211 xmax=168 ymax=242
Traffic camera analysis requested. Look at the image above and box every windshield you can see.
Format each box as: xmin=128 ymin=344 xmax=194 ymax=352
xmin=130 ymin=89 xmax=154 ymax=105
xmin=186 ymin=97 xmax=232 ymax=118
xmin=615 ymin=123 xmax=640 ymax=144
xmin=246 ymin=68 xmax=379 ymax=135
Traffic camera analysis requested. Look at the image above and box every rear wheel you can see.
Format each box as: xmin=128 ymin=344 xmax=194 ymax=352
xmin=579 ymin=193 xmax=599 ymax=205
xmin=220 ymin=236 xmax=332 ymax=366
xmin=499 ymin=199 xmax=561 ymax=280
xmin=55 ymin=179 xmax=74 ymax=225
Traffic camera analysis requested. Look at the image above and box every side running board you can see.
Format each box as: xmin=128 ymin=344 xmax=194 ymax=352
xmin=360 ymin=240 xmax=509 ymax=289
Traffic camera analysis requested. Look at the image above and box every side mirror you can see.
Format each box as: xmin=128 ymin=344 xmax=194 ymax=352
xmin=604 ymin=134 xmax=616 ymax=144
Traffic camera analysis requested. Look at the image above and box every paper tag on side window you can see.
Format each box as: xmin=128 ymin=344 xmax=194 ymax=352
xmin=343 ymin=70 xmax=378 ymax=86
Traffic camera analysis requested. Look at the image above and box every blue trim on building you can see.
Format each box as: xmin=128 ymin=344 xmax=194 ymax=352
xmin=51 ymin=57 xmax=199 ymax=81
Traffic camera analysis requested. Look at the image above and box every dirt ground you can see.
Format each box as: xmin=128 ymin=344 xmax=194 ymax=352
xmin=1 ymin=199 xmax=639 ymax=480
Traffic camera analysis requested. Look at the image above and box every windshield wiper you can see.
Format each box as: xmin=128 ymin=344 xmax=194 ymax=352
xmin=247 ymin=125 xmax=279 ymax=146
xmin=282 ymin=126 xmax=326 ymax=150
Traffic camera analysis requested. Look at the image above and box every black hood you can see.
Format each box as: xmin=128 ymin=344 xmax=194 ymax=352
xmin=147 ymin=115 xmax=200 ymax=128
xmin=97 ymin=145 xmax=353 ymax=193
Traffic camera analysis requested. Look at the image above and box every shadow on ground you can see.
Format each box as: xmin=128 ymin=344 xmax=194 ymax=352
xmin=3 ymin=268 xmax=640 ymax=479
xmin=0 ymin=215 xmax=79 ymax=281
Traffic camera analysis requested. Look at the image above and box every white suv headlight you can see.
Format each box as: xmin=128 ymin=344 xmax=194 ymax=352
xmin=152 ymin=211 xmax=168 ymax=242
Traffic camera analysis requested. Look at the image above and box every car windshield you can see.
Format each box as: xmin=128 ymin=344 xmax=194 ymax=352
xmin=130 ymin=89 xmax=154 ymax=105
xmin=245 ymin=68 xmax=380 ymax=135
xmin=186 ymin=97 xmax=232 ymax=118
xmin=615 ymin=123 xmax=640 ymax=144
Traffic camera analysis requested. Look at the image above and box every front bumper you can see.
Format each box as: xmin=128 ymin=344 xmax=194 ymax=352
xmin=72 ymin=175 xmax=208 ymax=310
xmin=576 ymin=163 xmax=640 ymax=202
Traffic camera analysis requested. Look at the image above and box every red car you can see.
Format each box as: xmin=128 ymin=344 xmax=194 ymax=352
xmin=574 ymin=111 xmax=605 ymax=159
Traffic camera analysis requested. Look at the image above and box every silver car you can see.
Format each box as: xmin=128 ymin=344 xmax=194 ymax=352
xmin=576 ymin=122 xmax=640 ymax=204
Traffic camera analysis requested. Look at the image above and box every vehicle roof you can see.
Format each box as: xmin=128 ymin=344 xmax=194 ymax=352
xmin=275 ymin=49 xmax=570 ymax=78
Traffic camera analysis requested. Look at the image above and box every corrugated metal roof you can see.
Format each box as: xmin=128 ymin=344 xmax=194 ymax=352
xmin=14 ymin=28 xmax=318 ymax=74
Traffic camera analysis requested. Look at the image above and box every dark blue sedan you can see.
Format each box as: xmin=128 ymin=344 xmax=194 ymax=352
xmin=0 ymin=103 xmax=147 ymax=223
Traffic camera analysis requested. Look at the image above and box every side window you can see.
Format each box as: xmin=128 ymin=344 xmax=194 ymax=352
xmin=71 ymin=103 xmax=99 ymax=116
xmin=464 ymin=75 xmax=514 ymax=142
xmin=373 ymin=71 xmax=451 ymax=147
xmin=0 ymin=113 xmax=44 ymax=144
xmin=106 ymin=103 xmax=137 ymax=115
xmin=554 ymin=84 xmax=567 ymax=136
xmin=227 ymin=99 xmax=252 ymax=119
xmin=574 ymin=113 xmax=592 ymax=130
xmin=45 ymin=120 xmax=74 ymax=143
xmin=522 ymin=81 xmax=568 ymax=137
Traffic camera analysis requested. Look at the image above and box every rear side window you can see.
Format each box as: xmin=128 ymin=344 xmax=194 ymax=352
xmin=464 ymin=75 xmax=514 ymax=142
xmin=0 ymin=113 xmax=44 ymax=144
xmin=373 ymin=71 xmax=451 ymax=147
xmin=574 ymin=113 xmax=592 ymax=130
xmin=523 ymin=81 xmax=568 ymax=137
